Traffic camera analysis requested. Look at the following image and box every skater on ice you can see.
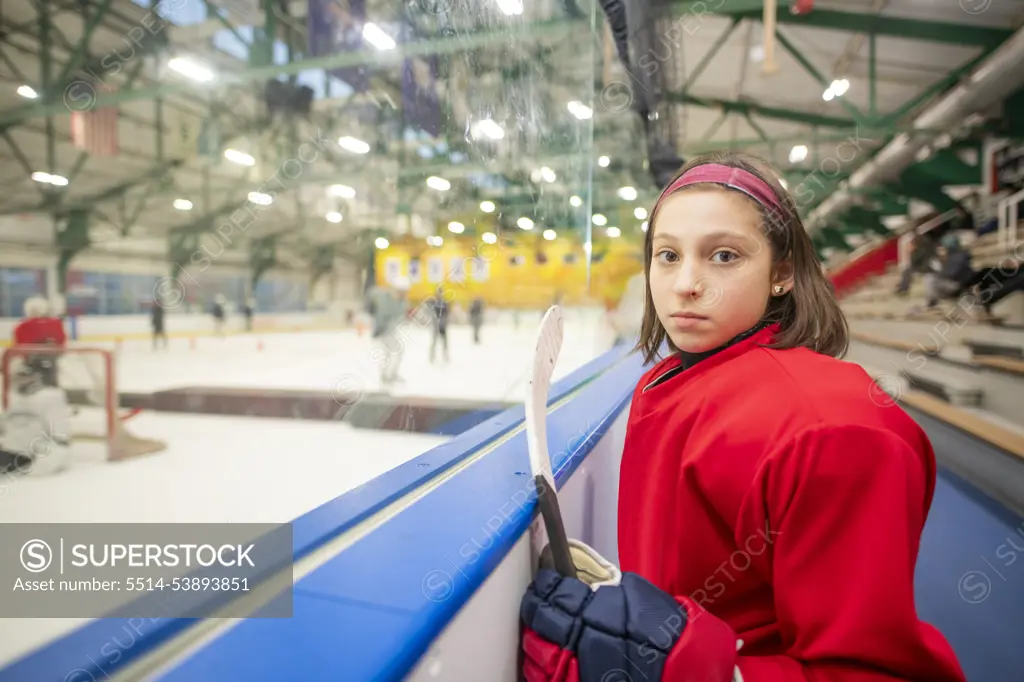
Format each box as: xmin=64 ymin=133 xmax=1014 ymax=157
xmin=211 ymin=294 xmax=227 ymax=337
xmin=368 ymin=277 xmax=410 ymax=388
xmin=469 ymin=296 xmax=484 ymax=344
xmin=429 ymin=286 xmax=450 ymax=364
xmin=520 ymin=153 xmax=966 ymax=682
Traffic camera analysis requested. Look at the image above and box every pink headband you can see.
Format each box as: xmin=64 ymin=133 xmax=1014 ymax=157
xmin=653 ymin=163 xmax=783 ymax=216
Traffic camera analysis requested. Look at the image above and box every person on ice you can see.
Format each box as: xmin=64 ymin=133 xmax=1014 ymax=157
xmin=368 ymin=277 xmax=410 ymax=387
xmin=520 ymin=152 xmax=966 ymax=682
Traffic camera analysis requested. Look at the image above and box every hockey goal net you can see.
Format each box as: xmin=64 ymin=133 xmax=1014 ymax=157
xmin=1 ymin=345 xmax=165 ymax=461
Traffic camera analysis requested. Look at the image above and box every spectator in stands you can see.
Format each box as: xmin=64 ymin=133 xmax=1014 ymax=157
xmin=895 ymin=232 xmax=937 ymax=295
xmin=959 ymin=260 xmax=1024 ymax=315
xmin=519 ymin=151 xmax=965 ymax=682
xmin=924 ymin=233 xmax=974 ymax=309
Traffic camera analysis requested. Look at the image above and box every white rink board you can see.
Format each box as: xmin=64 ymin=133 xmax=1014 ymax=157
xmin=0 ymin=412 xmax=446 ymax=670
xmin=405 ymin=405 xmax=630 ymax=682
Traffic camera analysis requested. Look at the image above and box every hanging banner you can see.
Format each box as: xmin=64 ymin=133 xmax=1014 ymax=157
xmin=408 ymin=258 xmax=422 ymax=283
xmin=427 ymin=257 xmax=444 ymax=283
xmin=384 ymin=257 xmax=402 ymax=284
xmin=307 ymin=0 xmax=370 ymax=92
xmin=469 ymin=257 xmax=489 ymax=282
xmin=448 ymin=257 xmax=465 ymax=283
xmin=400 ymin=22 xmax=442 ymax=137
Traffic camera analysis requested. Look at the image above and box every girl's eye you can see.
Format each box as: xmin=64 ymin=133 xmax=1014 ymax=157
xmin=710 ymin=250 xmax=739 ymax=264
xmin=655 ymin=250 xmax=678 ymax=264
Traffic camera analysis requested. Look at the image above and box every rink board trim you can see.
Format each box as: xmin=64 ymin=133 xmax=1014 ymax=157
xmin=149 ymin=351 xmax=647 ymax=681
xmin=0 ymin=344 xmax=634 ymax=682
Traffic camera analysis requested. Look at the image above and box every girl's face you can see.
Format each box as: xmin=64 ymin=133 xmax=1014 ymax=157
xmin=649 ymin=188 xmax=784 ymax=353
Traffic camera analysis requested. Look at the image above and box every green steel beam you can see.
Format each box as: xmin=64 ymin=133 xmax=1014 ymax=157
xmin=666 ymin=92 xmax=858 ymax=129
xmin=0 ymin=18 xmax=581 ymax=127
xmin=699 ymin=111 xmax=730 ymax=143
xmin=202 ymin=0 xmax=251 ymax=50
xmin=53 ymin=0 xmax=115 ymax=91
xmin=773 ymin=30 xmax=871 ymax=126
xmin=679 ymin=17 xmax=740 ymax=96
xmin=869 ymin=30 xmax=877 ymax=117
xmin=728 ymin=8 xmax=1013 ymax=47
xmin=0 ymin=161 xmax=180 ymax=215
xmin=878 ymin=49 xmax=993 ymax=126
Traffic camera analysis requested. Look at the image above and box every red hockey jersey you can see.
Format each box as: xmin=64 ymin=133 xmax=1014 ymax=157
xmin=12 ymin=317 xmax=66 ymax=347
xmin=618 ymin=324 xmax=965 ymax=682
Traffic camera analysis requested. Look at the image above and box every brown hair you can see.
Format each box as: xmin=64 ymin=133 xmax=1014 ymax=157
xmin=635 ymin=151 xmax=849 ymax=364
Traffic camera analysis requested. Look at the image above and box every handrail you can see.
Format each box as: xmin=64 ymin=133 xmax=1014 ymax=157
xmin=997 ymin=186 xmax=1024 ymax=250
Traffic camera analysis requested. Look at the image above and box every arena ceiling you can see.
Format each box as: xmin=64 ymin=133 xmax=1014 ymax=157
xmin=0 ymin=0 xmax=1022 ymax=273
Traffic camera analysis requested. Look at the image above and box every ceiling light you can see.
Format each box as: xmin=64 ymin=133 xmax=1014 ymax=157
xmin=606 ymin=227 xmax=621 ymax=238
xmin=426 ymin=176 xmax=451 ymax=191
xmin=634 ymin=207 xmax=647 ymax=220
xmin=567 ymin=101 xmax=593 ymax=120
xmin=329 ymin=184 xmax=356 ymax=198
xmin=831 ymin=78 xmax=850 ymax=97
xmin=570 ymin=195 xmax=582 ymax=207
xmin=592 ymin=213 xmax=607 ymax=226
xmin=482 ymin=232 xmax=497 ymax=244
xmin=543 ymin=229 xmax=556 ymax=241
xmin=326 ymin=211 xmax=343 ymax=223
xmin=31 ymin=171 xmax=68 ymax=186
xmin=248 ymin=191 xmax=272 ymax=206
xmin=448 ymin=221 xmax=465 ymax=234
xmin=167 ymin=57 xmax=215 ymax=82
xmin=362 ymin=22 xmax=396 ymax=50
xmin=375 ymin=237 xmax=390 ymax=249
xmin=173 ymin=199 xmax=193 ymax=211
xmin=617 ymin=186 xmax=637 ymax=201
xmin=338 ymin=137 xmax=370 ymax=154
xmin=470 ymin=119 xmax=505 ymax=141
xmin=517 ymin=217 xmax=534 ymax=230
xmin=17 ymin=85 xmax=37 ymax=99
xmin=597 ymin=156 xmax=610 ymax=168
xmin=480 ymin=200 xmax=495 ymax=213
xmin=496 ymin=0 xmax=523 ymax=15
xmin=789 ymin=145 xmax=808 ymax=163
xmin=224 ymin=149 xmax=255 ymax=166
xmin=428 ymin=235 xmax=443 ymax=246
xmin=641 ymin=220 xmax=649 ymax=232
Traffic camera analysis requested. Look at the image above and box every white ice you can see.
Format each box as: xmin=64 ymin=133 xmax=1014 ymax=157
xmin=0 ymin=315 xmax=614 ymax=670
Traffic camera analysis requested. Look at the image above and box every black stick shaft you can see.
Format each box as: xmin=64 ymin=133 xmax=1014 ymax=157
xmin=535 ymin=474 xmax=576 ymax=579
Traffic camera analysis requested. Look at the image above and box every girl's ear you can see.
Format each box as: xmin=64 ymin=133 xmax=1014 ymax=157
xmin=772 ymin=258 xmax=795 ymax=294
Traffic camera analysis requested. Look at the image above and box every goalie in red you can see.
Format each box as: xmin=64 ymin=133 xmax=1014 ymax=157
xmin=0 ymin=296 xmax=71 ymax=476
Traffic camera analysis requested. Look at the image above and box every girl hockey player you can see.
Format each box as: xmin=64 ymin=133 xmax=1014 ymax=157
xmin=520 ymin=153 xmax=965 ymax=682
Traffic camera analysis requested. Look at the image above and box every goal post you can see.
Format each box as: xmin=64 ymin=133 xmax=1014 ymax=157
xmin=1 ymin=345 xmax=166 ymax=462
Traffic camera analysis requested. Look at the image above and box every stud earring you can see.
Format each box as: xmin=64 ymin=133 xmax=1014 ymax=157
xmin=773 ymin=285 xmax=785 ymax=295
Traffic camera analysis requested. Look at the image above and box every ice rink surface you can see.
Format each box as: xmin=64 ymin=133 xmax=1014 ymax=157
xmin=0 ymin=312 xmax=614 ymax=670
xmin=80 ymin=311 xmax=614 ymax=402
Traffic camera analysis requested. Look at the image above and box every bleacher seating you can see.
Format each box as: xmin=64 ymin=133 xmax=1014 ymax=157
xmin=837 ymin=227 xmax=1024 ymax=432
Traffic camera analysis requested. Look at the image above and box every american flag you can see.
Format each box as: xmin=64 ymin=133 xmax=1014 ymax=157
xmin=70 ymin=102 xmax=119 ymax=156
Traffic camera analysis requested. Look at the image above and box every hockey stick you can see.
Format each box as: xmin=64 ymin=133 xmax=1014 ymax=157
xmin=525 ymin=306 xmax=577 ymax=579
